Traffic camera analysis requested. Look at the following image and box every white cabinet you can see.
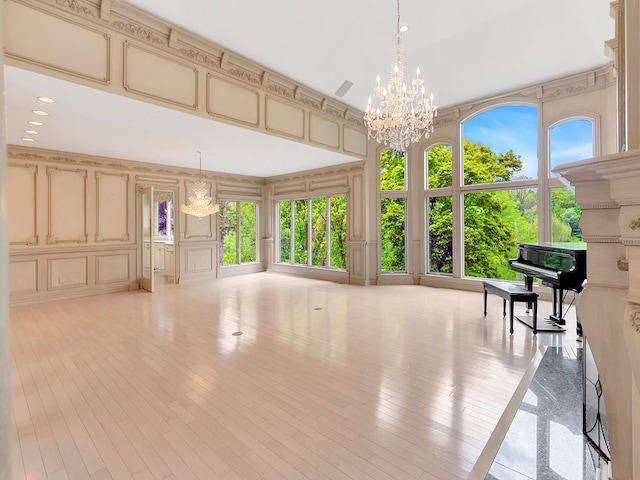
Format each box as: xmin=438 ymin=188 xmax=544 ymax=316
xmin=164 ymin=245 xmax=175 ymax=277
xmin=153 ymin=244 xmax=165 ymax=272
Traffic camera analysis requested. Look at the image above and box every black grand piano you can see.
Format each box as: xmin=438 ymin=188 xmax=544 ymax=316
xmin=508 ymin=242 xmax=587 ymax=333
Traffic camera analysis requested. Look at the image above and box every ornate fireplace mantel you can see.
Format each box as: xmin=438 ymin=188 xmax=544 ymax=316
xmin=555 ymin=149 xmax=640 ymax=480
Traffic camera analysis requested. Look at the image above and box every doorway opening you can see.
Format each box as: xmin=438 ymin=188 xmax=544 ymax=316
xmin=140 ymin=185 xmax=177 ymax=292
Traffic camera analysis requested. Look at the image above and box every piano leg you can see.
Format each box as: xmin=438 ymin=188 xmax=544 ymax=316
xmin=549 ymin=286 xmax=566 ymax=325
xmin=524 ymin=275 xmax=534 ymax=312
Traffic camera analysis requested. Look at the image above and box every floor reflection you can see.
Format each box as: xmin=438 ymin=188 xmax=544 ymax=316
xmin=486 ymin=347 xmax=607 ymax=480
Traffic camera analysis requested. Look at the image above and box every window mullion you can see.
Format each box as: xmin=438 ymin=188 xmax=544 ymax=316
xmin=236 ymin=201 xmax=241 ymax=264
xmin=307 ymin=199 xmax=312 ymax=265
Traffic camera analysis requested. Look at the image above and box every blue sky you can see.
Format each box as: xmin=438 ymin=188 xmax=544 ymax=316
xmin=463 ymin=105 xmax=593 ymax=179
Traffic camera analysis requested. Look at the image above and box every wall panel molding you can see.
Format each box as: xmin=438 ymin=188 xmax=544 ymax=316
xmin=95 ymin=253 xmax=130 ymax=284
xmin=344 ymin=126 xmax=368 ymax=156
xmin=351 ymin=174 xmax=364 ymax=240
xmin=309 ymin=113 xmax=340 ymax=149
xmin=217 ymin=182 xmax=262 ymax=197
xmin=185 ymin=247 xmax=214 ymax=273
xmin=5 ymin=0 xmax=110 ymax=83
xmin=124 ymin=41 xmax=198 ymax=109
xmin=207 ymin=74 xmax=260 ymax=126
xmin=9 ymin=260 xmax=38 ymax=294
xmin=95 ymin=171 xmax=130 ymax=242
xmin=8 ymin=163 xmax=38 ymax=245
xmin=183 ymin=179 xmax=214 ymax=239
xmin=309 ymin=177 xmax=349 ymax=192
xmin=48 ymin=256 xmax=88 ymax=290
xmin=265 ymin=96 xmax=305 ymax=139
xmin=47 ymin=166 xmax=88 ymax=244
xmin=273 ymin=182 xmax=306 ymax=197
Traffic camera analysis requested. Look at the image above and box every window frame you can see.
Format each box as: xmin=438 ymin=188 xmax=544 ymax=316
xmin=219 ymin=199 xmax=259 ymax=267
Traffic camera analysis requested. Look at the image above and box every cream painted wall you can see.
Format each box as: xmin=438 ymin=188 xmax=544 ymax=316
xmin=0 ymin=0 xmax=12 ymax=474
xmin=7 ymin=147 xmax=265 ymax=304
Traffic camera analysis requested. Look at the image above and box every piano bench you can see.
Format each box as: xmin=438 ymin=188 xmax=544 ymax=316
xmin=482 ymin=280 xmax=538 ymax=334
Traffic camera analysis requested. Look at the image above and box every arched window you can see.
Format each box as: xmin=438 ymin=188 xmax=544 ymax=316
xmin=464 ymin=105 xmax=538 ymax=184
xmin=461 ymin=105 xmax=539 ymax=279
xmin=549 ymin=118 xmax=594 ymax=242
xmin=550 ymin=119 xmax=594 ymax=175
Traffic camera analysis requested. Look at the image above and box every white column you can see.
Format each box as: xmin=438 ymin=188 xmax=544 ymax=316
xmin=556 ymin=152 xmax=640 ymax=480
xmin=0 ymin=0 xmax=12 ymax=476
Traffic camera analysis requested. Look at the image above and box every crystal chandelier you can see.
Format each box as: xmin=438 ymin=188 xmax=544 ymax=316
xmin=181 ymin=151 xmax=220 ymax=219
xmin=364 ymin=0 xmax=437 ymax=153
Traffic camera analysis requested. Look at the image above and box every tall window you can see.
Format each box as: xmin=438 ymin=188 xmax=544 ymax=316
xmin=380 ymin=149 xmax=406 ymax=272
xmin=278 ymin=196 xmax=347 ymax=269
xmin=549 ymin=118 xmax=593 ymax=242
xmin=461 ymin=105 xmax=539 ymax=279
xmin=220 ymin=200 xmax=257 ymax=266
xmin=426 ymin=144 xmax=453 ymax=274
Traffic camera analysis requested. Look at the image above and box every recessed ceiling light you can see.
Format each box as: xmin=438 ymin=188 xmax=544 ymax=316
xmin=37 ymin=96 xmax=55 ymax=103
xmin=400 ymin=25 xmax=409 ymax=32
xmin=32 ymin=110 xmax=49 ymax=116
xmin=24 ymin=130 xmax=38 ymax=134
xmin=28 ymin=120 xmax=44 ymax=126
xmin=21 ymin=137 xmax=35 ymax=142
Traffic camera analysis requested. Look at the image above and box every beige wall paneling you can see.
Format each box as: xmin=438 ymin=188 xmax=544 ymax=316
xmin=124 ymin=42 xmax=198 ymax=109
xmin=183 ymin=245 xmax=215 ymax=275
xmin=183 ymin=179 xmax=214 ymax=239
xmin=343 ymin=125 xmax=368 ymax=156
xmin=9 ymin=259 xmax=38 ymax=294
xmin=273 ymin=182 xmax=306 ymax=197
xmin=207 ymin=74 xmax=260 ymax=126
xmin=4 ymin=1 xmax=109 ymax=82
xmin=0 ymin=0 xmax=8 ymax=472
xmin=350 ymin=173 xmax=364 ymax=240
xmin=95 ymin=171 xmax=129 ymax=242
xmin=348 ymin=241 xmax=366 ymax=284
xmin=309 ymin=176 xmax=349 ymax=192
xmin=216 ymin=182 xmax=262 ymax=198
xmin=265 ymin=96 xmax=305 ymax=139
xmin=47 ymin=166 xmax=88 ymax=244
xmin=309 ymin=113 xmax=340 ymax=149
xmin=7 ymin=163 xmax=37 ymax=245
xmin=48 ymin=256 xmax=88 ymax=290
xmin=95 ymin=252 xmax=130 ymax=284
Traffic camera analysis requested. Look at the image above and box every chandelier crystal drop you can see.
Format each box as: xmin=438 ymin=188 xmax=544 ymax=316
xmin=364 ymin=0 xmax=437 ymax=153
xmin=181 ymin=151 xmax=220 ymax=220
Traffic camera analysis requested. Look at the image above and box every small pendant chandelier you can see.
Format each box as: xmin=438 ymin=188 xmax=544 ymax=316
xmin=181 ymin=151 xmax=219 ymax=219
xmin=364 ymin=0 xmax=437 ymax=153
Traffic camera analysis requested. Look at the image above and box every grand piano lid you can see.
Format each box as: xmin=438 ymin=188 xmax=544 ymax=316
xmin=520 ymin=242 xmax=587 ymax=251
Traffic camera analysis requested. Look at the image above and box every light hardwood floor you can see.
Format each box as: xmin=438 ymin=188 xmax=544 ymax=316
xmin=9 ymin=273 xmax=575 ymax=480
